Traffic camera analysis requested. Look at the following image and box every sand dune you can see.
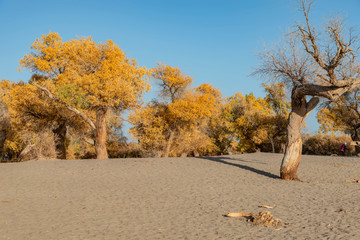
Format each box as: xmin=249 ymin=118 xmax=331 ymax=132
xmin=1 ymin=153 xmax=359 ymax=239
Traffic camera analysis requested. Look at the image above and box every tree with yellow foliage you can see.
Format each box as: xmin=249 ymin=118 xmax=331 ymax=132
xmin=262 ymin=83 xmax=290 ymax=152
xmin=225 ymin=93 xmax=272 ymax=152
xmin=318 ymin=88 xmax=360 ymax=153
xmin=0 ymin=78 xmax=89 ymax=159
xmin=0 ymin=87 xmax=10 ymax=157
xmin=167 ymin=83 xmax=222 ymax=156
xmin=20 ymin=32 xmax=150 ymax=159
xmin=213 ymin=83 xmax=289 ymax=154
xmin=130 ymin=63 xmax=221 ymax=157
xmin=151 ymin=63 xmax=193 ymax=103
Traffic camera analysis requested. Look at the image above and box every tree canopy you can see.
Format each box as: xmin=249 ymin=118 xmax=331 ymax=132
xmin=20 ymin=32 xmax=150 ymax=159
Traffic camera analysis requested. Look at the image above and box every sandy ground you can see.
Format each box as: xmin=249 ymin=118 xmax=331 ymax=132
xmin=0 ymin=152 xmax=360 ymax=240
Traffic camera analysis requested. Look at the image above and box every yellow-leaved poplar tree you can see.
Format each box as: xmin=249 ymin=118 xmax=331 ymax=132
xmin=318 ymin=88 xmax=360 ymax=153
xmin=1 ymin=78 xmax=89 ymax=159
xmin=214 ymin=83 xmax=289 ymax=153
xmin=130 ymin=63 xmax=221 ymax=157
xmin=20 ymin=32 xmax=150 ymax=159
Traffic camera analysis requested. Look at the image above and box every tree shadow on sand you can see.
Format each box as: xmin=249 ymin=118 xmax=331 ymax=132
xmin=198 ymin=156 xmax=279 ymax=179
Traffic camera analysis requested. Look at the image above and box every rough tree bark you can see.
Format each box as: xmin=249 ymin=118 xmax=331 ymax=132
xmin=280 ymin=88 xmax=319 ymax=180
xmin=52 ymin=120 xmax=67 ymax=159
xmin=95 ymin=107 xmax=109 ymax=159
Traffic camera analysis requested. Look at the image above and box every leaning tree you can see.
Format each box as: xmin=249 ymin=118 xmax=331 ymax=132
xmin=255 ymin=0 xmax=360 ymax=180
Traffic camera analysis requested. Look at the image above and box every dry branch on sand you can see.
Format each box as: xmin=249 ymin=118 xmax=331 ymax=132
xmin=226 ymin=210 xmax=283 ymax=227
xmin=346 ymin=179 xmax=360 ymax=183
xmin=226 ymin=212 xmax=253 ymax=218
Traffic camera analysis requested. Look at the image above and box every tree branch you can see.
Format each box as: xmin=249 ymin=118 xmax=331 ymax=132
xmin=306 ymin=97 xmax=319 ymax=113
xmin=33 ymin=83 xmax=96 ymax=130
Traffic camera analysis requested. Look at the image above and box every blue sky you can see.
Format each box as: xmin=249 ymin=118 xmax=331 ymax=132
xmin=1 ymin=0 xmax=360 ymax=133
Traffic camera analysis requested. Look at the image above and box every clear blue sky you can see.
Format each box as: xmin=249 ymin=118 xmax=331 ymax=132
xmin=1 ymin=0 xmax=360 ymax=133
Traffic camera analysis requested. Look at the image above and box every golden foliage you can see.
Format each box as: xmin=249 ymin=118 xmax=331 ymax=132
xmin=317 ymin=89 xmax=360 ymax=138
xmin=151 ymin=63 xmax=192 ymax=102
xmin=0 ymin=79 xmax=89 ymax=158
xmin=19 ymin=32 xmax=151 ymax=159
xmin=216 ymin=83 xmax=289 ymax=153
xmin=130 ymin=63 xmax=221 ymax=157
xmin=21 ymin=32 xmax=150 ymax=110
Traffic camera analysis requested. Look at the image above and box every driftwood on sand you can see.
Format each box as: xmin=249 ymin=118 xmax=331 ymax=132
xmin=226 ymin=208 xmax=283 ymax=227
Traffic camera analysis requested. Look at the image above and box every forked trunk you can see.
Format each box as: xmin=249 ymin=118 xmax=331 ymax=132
xmin=280 ymin=89 xmax=319 ymax=180
xmin=95 ymin=107 xmax=108 ymax=159
xmin=53 ymin=120 xmax=67 ymax=159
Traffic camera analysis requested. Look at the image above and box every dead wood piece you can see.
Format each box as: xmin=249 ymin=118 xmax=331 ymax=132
xmin=346 ymin=179 xmax=360 ymax=183
xmin=251 ymin=211 xmax=282 ymax=227
xmin=226 ymin=212 xmax=254 ymax=218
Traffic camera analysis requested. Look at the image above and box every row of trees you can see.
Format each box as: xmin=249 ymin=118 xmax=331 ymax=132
xmin=1 ymin=0 xmax=360 ymax=181
xmin=130 ymin=63 xmax=290 ymax=157
xmin=0 ymin=42 xmax=291 ymax=160
xmin=3 ymin=44 xmax=358 ymax=162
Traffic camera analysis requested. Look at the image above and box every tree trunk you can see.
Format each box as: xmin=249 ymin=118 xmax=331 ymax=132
xmin=280 ymin=111 xmax=304 ymax=180
xmin=280 ymin=89 xmax=319 ymax=180
xmin=52 ymin=120 xmax=67 ymax=159
xmin=164 ymin=130 xmax=175 ymax=158
xmin=95 ymin=107 xmax=108 ymax=159
xmin=193 ymin=150 xmax=200 ymax=157
xmin=0 ymin=129 xmax=6 ymax=154
xmin=351 ymin=128 xmax=360 ymax=154
xmin=268 ymin=135 xmax=275 ymax=153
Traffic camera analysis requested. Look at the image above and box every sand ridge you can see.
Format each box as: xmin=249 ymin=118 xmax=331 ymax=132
xmin=0 ymin=152 xmax=359 ymax=239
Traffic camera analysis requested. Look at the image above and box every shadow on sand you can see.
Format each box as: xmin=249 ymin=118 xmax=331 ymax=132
xmin=198 ymin=156 xmax=279 ymax=179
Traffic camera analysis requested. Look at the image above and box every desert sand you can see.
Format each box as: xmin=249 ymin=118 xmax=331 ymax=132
xmin=0 ymin=152 xmax=359 ymax=239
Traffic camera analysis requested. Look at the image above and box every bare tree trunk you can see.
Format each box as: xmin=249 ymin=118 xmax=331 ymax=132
xmin=95 ymin=108 xmax=108 ymax=159
xmin=53 ymin=120 xmax=67 ymax=159
xmin=164 ymin=130 xmax=175 ymax=158
xmin=280 ymin=90 xmax=319 ymax=180
xmin=280 ymin=111 xmax=304 ymax=180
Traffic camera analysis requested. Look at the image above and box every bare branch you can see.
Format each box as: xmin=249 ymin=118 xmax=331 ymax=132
xmin=306 ymin=97 xmax=320 ymax=113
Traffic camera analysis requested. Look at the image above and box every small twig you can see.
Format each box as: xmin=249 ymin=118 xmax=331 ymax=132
xmin=346 ymin=179 xmax=360 ymax=183
xmin=258 ymin=204 xmax=276 ymax=209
